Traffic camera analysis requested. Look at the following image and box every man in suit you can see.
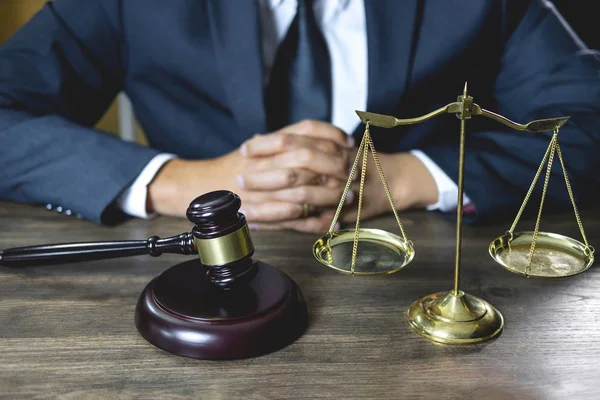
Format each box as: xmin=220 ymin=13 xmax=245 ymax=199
xmin=0 ymin=0 xmax=598 ymax=233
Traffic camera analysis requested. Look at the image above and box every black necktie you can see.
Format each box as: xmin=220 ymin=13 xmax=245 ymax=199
xmin=265 ymin=0 xmax=332 ymax=131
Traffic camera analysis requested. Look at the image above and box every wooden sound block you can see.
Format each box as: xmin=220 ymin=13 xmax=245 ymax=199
xmin=135 ymin=259 xmax=308 ymax=360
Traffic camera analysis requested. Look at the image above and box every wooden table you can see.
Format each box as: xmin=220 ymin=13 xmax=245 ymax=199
xmin=1 ymin=201 xmax=599 ymax=399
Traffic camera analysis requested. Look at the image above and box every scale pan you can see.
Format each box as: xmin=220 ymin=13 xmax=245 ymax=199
xmin=489 ymin=231 xmax=594 ymax=278
xmin=313 ymin=228 xmax=415 ymax=276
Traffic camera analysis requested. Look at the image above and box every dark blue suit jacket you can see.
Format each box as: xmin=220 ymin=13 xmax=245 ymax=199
xmin=0 ymin=0 xmax=599 ymax=223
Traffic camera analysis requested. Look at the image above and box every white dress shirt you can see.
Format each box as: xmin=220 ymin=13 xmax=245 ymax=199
xmin=116 ymin=0 xmax=470 ymax=218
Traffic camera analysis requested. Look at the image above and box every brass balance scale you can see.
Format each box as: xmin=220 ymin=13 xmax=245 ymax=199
xmin=312 ymin=83 xmax=595 ymax=345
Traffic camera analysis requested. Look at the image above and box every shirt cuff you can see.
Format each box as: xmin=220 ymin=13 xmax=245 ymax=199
xmin=410 ymin=149 xmax=472 ymax=213
xmin=115 ymin=153 xmax=177 ymax=219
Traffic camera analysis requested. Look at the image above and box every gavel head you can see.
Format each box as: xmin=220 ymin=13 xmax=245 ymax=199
xmin=186 ymin=190 xmax=257 ymax=289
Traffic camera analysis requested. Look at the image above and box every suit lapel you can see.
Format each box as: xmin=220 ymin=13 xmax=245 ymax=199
xmin=206 ymin=0 xmax=418 ymax=137
xmin=363 ymin=0 xmax=418 ymax=118
xmin=206 ymin=0 xmax=267 ymax=136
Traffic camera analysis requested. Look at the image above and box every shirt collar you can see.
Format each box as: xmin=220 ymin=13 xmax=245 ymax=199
xmin=263 ymin=0 xmax=352 ymax=12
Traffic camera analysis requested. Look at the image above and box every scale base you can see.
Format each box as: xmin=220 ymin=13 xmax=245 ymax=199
xmin=135 ymin=259 xmax=308 ymax=360
xmin=406 ymin=290 xmax=504 ymax=345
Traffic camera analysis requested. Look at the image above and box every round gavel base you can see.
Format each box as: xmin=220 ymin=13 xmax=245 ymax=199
xmin=135 ymin=259 xmax=307 ymax=360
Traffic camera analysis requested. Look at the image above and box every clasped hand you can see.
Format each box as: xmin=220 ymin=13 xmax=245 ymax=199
xmin=235 ymin=120 xmax=354 ymax=232
xmin=148 ymin=120 xmax=435 ymax=233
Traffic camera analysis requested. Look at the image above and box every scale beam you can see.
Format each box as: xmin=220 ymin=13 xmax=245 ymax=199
xmin=355 ymin=103 xmax=461 ymax=127
xmin=356 ymin=104 xmax=570 ymax=133
xmin=473 ymin=106 xmax=570 ymax=132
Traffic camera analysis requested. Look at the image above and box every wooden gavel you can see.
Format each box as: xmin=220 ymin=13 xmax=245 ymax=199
xmin=0 ymin=190 xmax=308 ymax=359
xmin=1 ymin=190 xmax=258 ymax=289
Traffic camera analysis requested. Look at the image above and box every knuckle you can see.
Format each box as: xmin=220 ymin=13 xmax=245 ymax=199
xmin=297 ymin=148 xmax=314 ymax=164
xmin=318 ymin=174 xmax=329 ymax=186
xmin=334 ymin=156 xmax=346 ymax=174
xmin=284 ymin=169 xmax=298 ymax=185
xmin=296 ymin=186 xmax=310 ymax=202
xmin=327 ymin=176 xmax=342 ymax=187
xmin=281 ymin=134 xmax=296 ymax=149
xmin=344 ymin=150 xmax=353 ymax=165
xmin=318 ymin=140 xmax=337 ymax=154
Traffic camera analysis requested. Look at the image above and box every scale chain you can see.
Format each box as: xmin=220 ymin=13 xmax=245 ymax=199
xmin=555 ymin=137 xmax=594 ymax=256
xmin=351 ymin=129 xmax=371 ymax=274
xmin=365 ymin=132 xmax=409 ymax=243
xmin=328 ymin=129 xmax=367 ymax=234
xmin=508 ymin=134 xmax=555 ymax=234
xmin=526 ymin=133 xmax=558 ymax=277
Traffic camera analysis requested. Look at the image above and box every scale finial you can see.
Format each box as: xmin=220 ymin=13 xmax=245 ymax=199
xmin=463 ymin=81 xmax=468 ymax=97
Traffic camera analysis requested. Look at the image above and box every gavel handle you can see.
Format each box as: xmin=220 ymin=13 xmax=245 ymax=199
xmin=0 ymin=232 xmax=196 ymax=267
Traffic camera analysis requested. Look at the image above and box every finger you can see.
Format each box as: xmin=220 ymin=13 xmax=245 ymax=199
xmin=323 ymin=176 xmax=348 ymax=188
xmin=254 ymin=147 xmax=350 ymax=181
xmin=239 ymin=201 xmax=306 ymax=222
xmin=300 ymin=174 xmax=347 ymax=188
xmin=237 ymin=168 xmax=321 ymax=190
xmin=245 ymin=185 xmax=355 ymax=208
xmin=275 ymin=120 xmax=355 ymax=148
xmin=340 ymin=209 xmax=358 ymax=223
xmin=242 ymin=132 xmax=343 ymax=157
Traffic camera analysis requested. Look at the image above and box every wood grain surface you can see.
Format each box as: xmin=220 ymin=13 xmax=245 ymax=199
xmin=1 ymin=201 xmax=599 ymax=399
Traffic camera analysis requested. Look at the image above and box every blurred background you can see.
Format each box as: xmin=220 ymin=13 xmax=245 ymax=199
xmin=0 ymin=0 xmax=597 ymax=141
xmin=0 ymin=0 xmax=145 ymax=142
xmin=0 ymin=0 xmax=122 ymax=138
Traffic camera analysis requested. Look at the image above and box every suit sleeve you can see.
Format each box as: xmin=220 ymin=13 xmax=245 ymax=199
xmin=0 ymin=0 xmax=160 ymax=224
xmin=420 ymin=0 xmax=600 ymax=223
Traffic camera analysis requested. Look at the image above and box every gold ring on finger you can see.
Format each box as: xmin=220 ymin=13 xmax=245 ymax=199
xmin=302 ymin=203 xmax=309 ymax=218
